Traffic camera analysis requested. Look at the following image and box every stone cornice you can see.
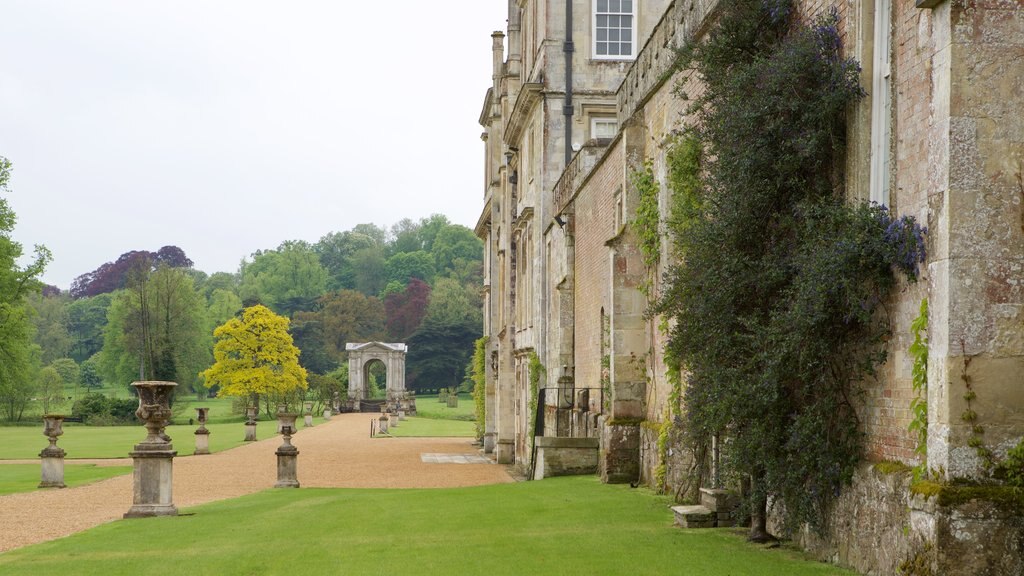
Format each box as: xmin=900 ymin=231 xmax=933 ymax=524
xmin=479 ymin=88 xmax=494 ymax=127
xmin=504 ymin=82 xmax=544 ymax=145
xmin=513 ymin=206 xmax=535 ymax=232
xmin=475 ymin=197 xmax=492 ymax=238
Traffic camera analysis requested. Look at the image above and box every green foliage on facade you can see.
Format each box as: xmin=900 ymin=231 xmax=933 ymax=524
xmin=630 ymin=160 xmax=661 ymax=272
xmin=656 ymin=0 xmax=926 ymax=530
xmin=908 ymin=299 xmax=929 ymax=480
xmin=471 ymin=336 xmax=489 ymax=441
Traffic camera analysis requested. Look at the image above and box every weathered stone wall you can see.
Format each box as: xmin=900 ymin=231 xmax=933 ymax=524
xmin=572 ymin=143 xmax=623 ymax=400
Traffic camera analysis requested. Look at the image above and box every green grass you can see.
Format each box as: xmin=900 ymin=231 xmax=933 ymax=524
xmin=384 ymin=416 xmax=475 ymax=437
xmin=0 ymin=422 xmax=293 ymax=459
xmin=0 ymin=464 xmax=131 ymax=495
xmin=415 ymin=393 xmax=475 ymax=421
xmin=0 ymin=476 xmax=852 ymax=575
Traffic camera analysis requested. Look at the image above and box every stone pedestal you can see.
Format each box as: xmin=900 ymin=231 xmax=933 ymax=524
xmin=398 ymin=410 xmax=406 ymax=421
xmin=194 ymin=407 xmax=210 ymax=455
xmin=378 ymin=414 xmax=389 ymax=434
xmin=39 ymin=414 xmax=66 ymax=488
xmin=244 ymin=405 xmax=258 ymax=442
xmin=275 ymin=413 xmax=299 ymax=488
xmin=496 ymin=438 xmax=514 ymax=464
xmin=389 ymin=413 xmax=399 ymax=428
xmin=124 ymin=381 xmax=178 ymax=518
xmin=447 ymin=392 xmax=459 ymax=408
xmin=303 ymin=402 xmax=313 ymax=427
xmin=483 ymin=432 xmax=496 ymax=454
xmin=323 ymin=408 xmax=332 ymax=420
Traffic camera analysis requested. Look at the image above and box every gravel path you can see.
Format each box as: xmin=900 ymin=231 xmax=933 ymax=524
xmin=0 ymin=413 xmax=512 ymax=553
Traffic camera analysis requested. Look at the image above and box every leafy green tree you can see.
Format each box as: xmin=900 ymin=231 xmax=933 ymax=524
xmin=351 ymin=223 xmax=387 ymax=246
xmin=66 ymin=293 xmax=112 ymax=363
xmin=27 ymin=291 xmax=71 ymax=364
xmin=202 ymin=305 xmax=308 ymax=413
xmin=79 ymin=356 xmax=102 ymax=389
xmin=289 ymin=312 xmax=337 ymax=374
xmin=49 ymin=358 xmax=80 ymax=390
xmin=239 ymin=241 xmax=328 ymax=316
xmin=389 ymin=218 xmax=423 ymax=255
xmin=98 ymin=265 xmax=208 ymax=391
xmin=424 ymin=277 xmax=481 ymax=329
xmin=37 ymin=366 xmax=65 ymax=414
xmin=351 ymin=245 xmax=387 ymax=297
xmin=385 ymin=251 xmax=435 ymax=287
xmin=407 ymin=316 xmax=479 ymax=392
xmin=310 ymin=290 xmax=385 ymax=359
xmin=316 ymin=230 xmax=378 ymax=291
xmin=0 ymin=156 xmax=50 ymax=421
xmin=431 ymin=225 xmax=483 ymax=279
xmin=198 ymin=271 xmax=239 ymax=301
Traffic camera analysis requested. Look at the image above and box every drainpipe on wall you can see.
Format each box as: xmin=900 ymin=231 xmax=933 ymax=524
xmin=564 ymin=0 xmax=574 ymax=166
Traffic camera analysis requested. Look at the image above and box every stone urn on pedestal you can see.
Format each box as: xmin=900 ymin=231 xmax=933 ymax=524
xmin=378 ymin=413 xmax=389 ymax=434
xmin=323 ymin=406 xmax=332 ymax=420
xmin=275 ymin=413 xmax=300 ymax=488
xmin=193 ymin=407 xmax=210 ymax=455
xmin=303 ymin=401 xmax=313 ymax=427
xmin=244 ymin=405 xmax=258 ymax=442
xmin=124 ymin=381 xmax=178 ymax=518
xmin=39 ymin=414 xmax=66 ymax=488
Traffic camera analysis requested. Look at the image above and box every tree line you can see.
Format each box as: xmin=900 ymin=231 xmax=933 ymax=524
xmin=0 ymin=159 xmax=483 ymax=422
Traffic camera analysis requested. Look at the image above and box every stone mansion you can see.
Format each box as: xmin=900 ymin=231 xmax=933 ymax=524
xmin=475 ymin=1 xmax=1024 ymax=574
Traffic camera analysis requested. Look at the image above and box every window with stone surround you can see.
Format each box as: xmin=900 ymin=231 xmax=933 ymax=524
xmin=593 ymin=0 xmax=636 ymax=60
xmin=869 ymin=0 xmax=892 ymax=206
xmin=591 ymin=116 xmax=618 ymax=139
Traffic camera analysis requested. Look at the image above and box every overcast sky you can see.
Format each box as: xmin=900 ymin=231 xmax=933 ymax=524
xmin=0 ymin=1 xmax=507 ymax=289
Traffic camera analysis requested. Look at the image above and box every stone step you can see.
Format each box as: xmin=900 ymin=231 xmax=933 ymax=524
xmin=671 ymin=505 xmax=716 ymax=529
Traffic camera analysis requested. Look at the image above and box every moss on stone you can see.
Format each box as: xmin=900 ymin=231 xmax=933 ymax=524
xmin=640 ymin=420 xmax=661 ymax=432
xmin=606 ymin=417 xmax=645 ymax=426
xmin=910 ymin=480 xmax=1024 ymax=512
xmin=874 ymin=461 xmax=913 ymax=476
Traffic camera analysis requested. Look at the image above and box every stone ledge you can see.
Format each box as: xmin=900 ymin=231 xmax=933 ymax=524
xmin=671 ymin=505 xmax=716 ymax=529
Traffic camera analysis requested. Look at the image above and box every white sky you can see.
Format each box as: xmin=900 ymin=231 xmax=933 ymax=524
xmin=0 ymin=1 xmax=508 ymax=289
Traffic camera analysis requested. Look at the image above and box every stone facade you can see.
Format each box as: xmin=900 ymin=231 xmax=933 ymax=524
xmin=477 ymin=0 xmax=1024 ymax=573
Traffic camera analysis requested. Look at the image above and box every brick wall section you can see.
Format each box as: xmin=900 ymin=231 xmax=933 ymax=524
xmin=573 ymin=145 xmax=624 ymax=397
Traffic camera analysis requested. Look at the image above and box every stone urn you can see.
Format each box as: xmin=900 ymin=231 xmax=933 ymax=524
xmin=194 ymin=407 xmax=210 ymax=455
xmin=39 ymin=414 xmax=66 ymax=488
xmin=275 ymin=413 xmax=300 ymax=488
xmin=125 ymin=381 xmax=178 ymax=518
xmin=303 ymin=401 xmax=314 ymax=427
xmin=244 ymin=405 xmax=258 ymax=442
xmin=378 ymin=413 xmax=389 ymax=434
xmin=132 ymin=381 xmax=175 ymax=448
xmin=276 ymin=404 xmax=287 ymax=433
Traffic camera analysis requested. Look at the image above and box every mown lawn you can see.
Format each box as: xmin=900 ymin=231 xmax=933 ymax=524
xmin=415 ymin=393 xmax=475 ymax=421
xmin=384 ymin=416 xmax=474 ymax=438
xmin=0 ymin=476 xmax=852 ymax=575
xmin=0 ymin=422 xmax=290 ymax=459
xmin=0 ymin=464 xmax=131 ymax=495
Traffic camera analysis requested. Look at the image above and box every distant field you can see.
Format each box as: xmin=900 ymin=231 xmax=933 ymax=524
xmin=384 ymin=417 xmax=474 ymax=438
xmin=415 ymin=393 xmax=475 ymax=421
xmin=0 ymin=464 xmax=131 ymax=496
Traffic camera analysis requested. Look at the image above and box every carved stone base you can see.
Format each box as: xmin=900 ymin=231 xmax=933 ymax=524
xmin=39 ymin=454 xmax=66 ymax=488
xmin=124 ymin=448 xmax=178 ymax=518
xmin=275 ymin=446 xmax=300 ymax=488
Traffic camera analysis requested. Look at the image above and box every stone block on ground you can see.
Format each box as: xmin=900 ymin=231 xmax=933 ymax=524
xmin=671 ymin=505 xmax=716 ymax=529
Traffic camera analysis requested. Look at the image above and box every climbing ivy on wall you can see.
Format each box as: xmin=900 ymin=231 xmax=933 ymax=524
xmin=630 ymin=161 xmax=661 ymax=272
xmin=908 ymin=299 xmax=929 ymax=480
xmin=656 ymin=0 xmax=926 ymax=533
xmin=470 ymin=336 xmax=489 ymax=442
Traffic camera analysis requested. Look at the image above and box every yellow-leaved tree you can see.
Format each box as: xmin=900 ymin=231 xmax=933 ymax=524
xmin=202 ymin=305 xmax=307 ymax=415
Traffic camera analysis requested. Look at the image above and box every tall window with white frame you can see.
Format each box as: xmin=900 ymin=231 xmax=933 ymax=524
xmin=593 ymin=0 xmax=636 ymax=60
xmin=869 ymin=0 xmax=892 ymax=206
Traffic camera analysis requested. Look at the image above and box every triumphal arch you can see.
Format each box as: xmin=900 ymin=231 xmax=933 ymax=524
xmin=344 ymin=342 xmax=415 ymax=413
